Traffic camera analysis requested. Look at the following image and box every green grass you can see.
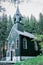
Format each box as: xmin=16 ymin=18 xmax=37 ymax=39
xmin=15 ymin=56 xmax=43 ymax=65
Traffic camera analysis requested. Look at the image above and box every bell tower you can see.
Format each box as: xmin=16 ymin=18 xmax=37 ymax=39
xmin=13 ymin=6 xmax=24 ymax=31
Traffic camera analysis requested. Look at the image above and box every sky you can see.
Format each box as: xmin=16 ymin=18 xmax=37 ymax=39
xmin=0 ymin=0 xmax=43 ymax=19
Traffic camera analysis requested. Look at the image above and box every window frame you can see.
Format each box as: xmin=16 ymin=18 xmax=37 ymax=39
xmin=23 ymin=37 xmax=27 ymax=49
xmin=11 ymin=41 xmax=15 ymax=50
xmin=16 ymin=38 xmax=19 ymax=49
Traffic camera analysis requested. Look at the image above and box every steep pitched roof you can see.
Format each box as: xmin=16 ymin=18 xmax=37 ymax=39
xmin=8 ymin=25 xmax=37 ymax=40
xmin=14 ymin=28 xmax=37 ymax=39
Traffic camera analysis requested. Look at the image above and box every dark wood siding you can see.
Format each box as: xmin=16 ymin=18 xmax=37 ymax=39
xmin=20 ymin=35 xmax=40 ymax=56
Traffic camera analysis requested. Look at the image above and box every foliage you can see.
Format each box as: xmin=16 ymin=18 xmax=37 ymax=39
xmin=0 ymin=15 xmax=13 ymax=42
xmin=29 ymin=15 xmax=37 ymax=33
xmin=0 ymin=14 xmax=13 ymax=58
xmin=33 ymin=34 xmax=43 ymax=41
xmin=0 ymin=14 xmax=8 ymax=58
xmin=0 ymin=14 xmax=8 ymax=42
xmin=23 ymin=17 xmax=29 ymax=32
xmin=32 ymin=34 xmax=43 ymax=55
xmin=23 ymin=13 xmax=43 ymax=35
xmin=7 ymin=15 xmax=13 ymax=36
xmin=39 ymin=13 xmax=43 ymax=34
xmin=15 ymin=56 xmax=43 ymax=65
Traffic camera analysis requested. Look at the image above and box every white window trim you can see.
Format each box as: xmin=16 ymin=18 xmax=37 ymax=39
xmin=10 ymin=41 xmax=15 ymax=51
xmin=23 ymin=37 xmax=27 ymax=49
xmin=16 ymin=38 xmax=19 ymax=49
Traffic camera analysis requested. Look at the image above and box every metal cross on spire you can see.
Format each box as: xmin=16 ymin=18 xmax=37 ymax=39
xmin=13 ymin=0 xmax=21 ymax=7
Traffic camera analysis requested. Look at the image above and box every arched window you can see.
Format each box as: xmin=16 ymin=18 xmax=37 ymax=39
xmin=11 ymin=41 xmax=15 ymax=50
xmin=34 ymin=41 xmax=38 ymax=51
xmin=16 ymin=38 xmax=19 ymax=49
xmin=23 ymin=38 xmax=27 ymax=49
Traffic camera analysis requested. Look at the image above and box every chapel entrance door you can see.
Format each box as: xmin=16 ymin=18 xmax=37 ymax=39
xmin=11 ymin=49 xmax=15 ymax=61
xmin=10 ymin=41 xmax=15 ymax=61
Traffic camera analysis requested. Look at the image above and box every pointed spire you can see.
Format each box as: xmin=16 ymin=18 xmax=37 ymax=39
xmin=16 ymin=5 xmax=21 ymax=16
xmin=13 ymin=3 xmax=24 ymax=31
xmin=13 ymin=5 xmax=23 ymax=23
